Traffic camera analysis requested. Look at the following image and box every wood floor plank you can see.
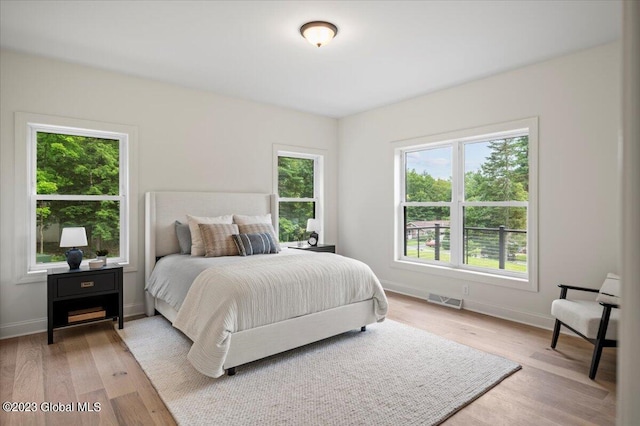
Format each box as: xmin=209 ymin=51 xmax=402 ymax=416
xmin=60 ymin=326 xmax=105 ymax=396
xmin=10 ymin=334 xmax=46 ymax=426
xmin=497 ymin=371 xmax=605 ymax=426
xmin=42 ymin=339 xmax=83 ymax=426
xmin=0 ymin=338 xmax=18 ymax=426
xmin=110 ymin=391 xmax=156 ymax=425
xmin=76 ymin=389 xmax=119 ymax=426
xmin=0 ymin=337 xmax=18 ymax=394
xmin=105 ymin=329 xmax=177 ymax=425
xmin=443 ymin=410 xmax=494 ymax=426
xmin=459 ymin=384 xmax=559 ymax=426
xmin=525 ymin=358 xmax=610 ymax=399
xmin=84 ymin=324 xmax=137 ymax=399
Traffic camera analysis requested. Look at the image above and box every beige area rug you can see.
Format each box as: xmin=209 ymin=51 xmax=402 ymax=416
xmin=117 ymin=317 xmax=520 ymax=425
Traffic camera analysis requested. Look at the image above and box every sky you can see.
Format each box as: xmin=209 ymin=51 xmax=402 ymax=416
xmin=406 ymin=141 xmax=491 ymax=180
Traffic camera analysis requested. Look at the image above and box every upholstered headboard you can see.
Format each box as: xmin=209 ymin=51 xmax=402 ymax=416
xmin=144 ymin=191 xmax=277 ymax=284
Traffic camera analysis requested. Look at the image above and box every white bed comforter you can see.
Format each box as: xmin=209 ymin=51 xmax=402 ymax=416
xmin=172 ymin=252 xmax=388 ymax=377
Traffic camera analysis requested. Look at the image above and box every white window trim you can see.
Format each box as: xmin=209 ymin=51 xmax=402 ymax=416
xmin=392 ymin=117 xmax=538 ymax=291
xmin=273 ymin=144 xmax=325 ymax=245
xmin=14 ymin=112 xmax=138 ymax=283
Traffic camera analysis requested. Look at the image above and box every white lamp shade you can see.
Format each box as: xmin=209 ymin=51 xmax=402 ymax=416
xmin=306 ymin=219 xmax=321 ymax=233
xmin=59 ymin=227 xmax=88 ymax=247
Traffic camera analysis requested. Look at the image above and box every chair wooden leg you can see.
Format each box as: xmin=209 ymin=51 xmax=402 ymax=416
xmin=589 ymin=304 xmax=613 ymax=380
xmin=589 ymin=341 xmax=604 ymax=380
xmin=551 ymin=319 xmax=562 ymax=348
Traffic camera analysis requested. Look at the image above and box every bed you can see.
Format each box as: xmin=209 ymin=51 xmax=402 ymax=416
xmin=144 ymin=191 xmax=388 ymax=378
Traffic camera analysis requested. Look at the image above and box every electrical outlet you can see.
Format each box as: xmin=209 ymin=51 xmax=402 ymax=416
xmin=462 ymin=285 xmax=469 ymax=296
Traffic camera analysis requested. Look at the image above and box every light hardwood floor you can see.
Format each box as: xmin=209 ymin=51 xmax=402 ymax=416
xmin=0 ymin=291 xmax=616 ymax=425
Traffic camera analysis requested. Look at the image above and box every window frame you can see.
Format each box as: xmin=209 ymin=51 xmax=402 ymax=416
xmin=273 ymin=145 xmax=325 ymax=245
xmin=15 ymin=112 xmax=138 ymax=283
xmin=393 ymin=118 xmax=538 ymax=291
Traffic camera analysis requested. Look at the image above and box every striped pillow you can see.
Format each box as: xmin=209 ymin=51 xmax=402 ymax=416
xmin=237 ymin=223 xmax=281 ymax=252
xmin=198 ymin=223 xmax=239 ymax=257
xmin=596 ymin=273 xmax=621 ymax=305
xmin=232 ymin=233 xmax=279 ymax=256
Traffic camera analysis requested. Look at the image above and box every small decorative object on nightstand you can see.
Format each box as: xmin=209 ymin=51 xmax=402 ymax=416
xmin=290 ymin=244 xmax=335 ymax=254
xmin=47 ymin=263 xmax=123 ymax=344
xmin=96 ymin=249 xmax=109 ymax=266
xmin=89 ymin=259 xmax=104 ymax=269
xmin=306 ymin=218 xmax=321 ymax=246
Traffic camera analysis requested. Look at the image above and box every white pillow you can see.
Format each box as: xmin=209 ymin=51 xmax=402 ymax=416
xmin=187 ymin=214 xmax=233 ymax=256
xmin=596 ymin=273 xmax=621 ymax=305
xmin=233 ymin=214 xmax=272 ymax=225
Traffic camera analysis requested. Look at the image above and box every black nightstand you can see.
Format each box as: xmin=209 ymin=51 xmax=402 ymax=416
xmin=290 ymin=244 xmax=336 ymax=253
xmin=47 ymin=263 xmax=123 ymax=344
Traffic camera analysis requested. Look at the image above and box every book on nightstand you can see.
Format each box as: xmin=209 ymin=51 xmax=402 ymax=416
xmin=68 ymin=307 xmax=106 ymax=323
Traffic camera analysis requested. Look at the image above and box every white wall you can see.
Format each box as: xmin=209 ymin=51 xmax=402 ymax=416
xmin=0 ymin=49 xmax=338 ymax=338
xmin=338 ymin=43 xmax=621 ymax=328
xmin=619 ymin=2 xmax=640 ymax=422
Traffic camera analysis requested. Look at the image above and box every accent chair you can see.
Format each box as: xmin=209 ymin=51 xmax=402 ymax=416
xmin=550 ymin=273 xmax=620 ymax=380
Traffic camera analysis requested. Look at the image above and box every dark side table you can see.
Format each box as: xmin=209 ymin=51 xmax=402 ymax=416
xmin=290 ymin=244 xmax=336 ymax=253
xmin=47 ymin=263 xmax=123 ymax=344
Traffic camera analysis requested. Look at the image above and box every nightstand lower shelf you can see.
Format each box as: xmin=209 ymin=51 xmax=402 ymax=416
xmin=50 ymin=293 xmax=120 ymax=329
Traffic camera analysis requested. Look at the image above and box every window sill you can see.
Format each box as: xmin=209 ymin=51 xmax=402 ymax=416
xmin=390 ymin=259 xmax=537 ymax=292
xmin=17 ymin=269 xmax=48 ymax=284
xmin=18 ymin=260 xmax=136 ymax=285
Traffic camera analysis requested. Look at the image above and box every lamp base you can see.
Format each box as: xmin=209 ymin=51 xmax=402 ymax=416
xmin=65 ymin=247 xmax=83 ymax=270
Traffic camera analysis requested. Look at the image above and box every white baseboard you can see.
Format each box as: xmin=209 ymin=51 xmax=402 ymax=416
xmin=0 ymin=317 xmax=47 ymax=340
xmin=124 ymin=302 xmax=146 ymax=318
xmin=381 ymin=279 xmax=556 ymax=331
xmin=0 ymin=302 xmax=146 ymax=340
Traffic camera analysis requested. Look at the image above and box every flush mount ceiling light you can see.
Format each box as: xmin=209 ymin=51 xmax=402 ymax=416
xmin=300 ymin=21 xmax=338 ymax=47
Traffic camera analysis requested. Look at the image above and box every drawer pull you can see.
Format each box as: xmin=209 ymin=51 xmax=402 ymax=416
xmin=81 ymin=281 xmax=95 ymax=288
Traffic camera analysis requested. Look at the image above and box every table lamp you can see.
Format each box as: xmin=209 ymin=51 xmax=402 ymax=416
xmin=60 ymin=227 xmax=88 ymax=270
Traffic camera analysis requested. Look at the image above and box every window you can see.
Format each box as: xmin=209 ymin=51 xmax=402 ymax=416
xmin=394 ymin=118 xmax=537 ymax=289
xmin=275 ymin=148 xmax=324 ymax=244
xmin=15 ymin=113 xmax=137 ymax=278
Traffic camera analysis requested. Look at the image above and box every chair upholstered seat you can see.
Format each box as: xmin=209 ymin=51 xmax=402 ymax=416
xmin=551 ymin=299 xmax=619 ymax=340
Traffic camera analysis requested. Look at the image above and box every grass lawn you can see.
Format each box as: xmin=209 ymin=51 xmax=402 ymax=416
xmin=405 ymin=240 xmax=526 ymax=273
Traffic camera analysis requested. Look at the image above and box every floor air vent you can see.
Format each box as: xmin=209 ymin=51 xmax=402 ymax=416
xmin=427 ymin=293 xmax=463 ymax=309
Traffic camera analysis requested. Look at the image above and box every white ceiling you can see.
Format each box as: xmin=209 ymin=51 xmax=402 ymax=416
xmin=0 ymin=1 xmax=622 ymax=118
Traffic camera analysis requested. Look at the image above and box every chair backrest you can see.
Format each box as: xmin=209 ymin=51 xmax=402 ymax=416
xmin=596 ymin=273 xmax=621 ymax=305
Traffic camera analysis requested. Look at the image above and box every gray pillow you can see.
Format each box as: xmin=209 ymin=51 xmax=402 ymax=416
xmin=232 ymin=233 xmax=279 ymax=256
xmin=175 ymin=220 xmax=192 ymax=254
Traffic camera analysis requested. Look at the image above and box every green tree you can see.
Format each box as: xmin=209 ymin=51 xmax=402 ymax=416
xmin=278 ymin=157 xmax=314 ymax=198
xmin=405 ymin=169 xmax=451 ymax=222
xmin=464 ymin=137 xmax=528 ymax=230
xmin=37 ymin=132 xmax=120 ymax=255
xmin=278 ymin=156 xmax=315 ymax=242
xmin=36 ymin=173 xmax=57 ymax=254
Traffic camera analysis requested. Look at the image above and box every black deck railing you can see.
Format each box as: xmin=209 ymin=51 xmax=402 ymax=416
xmin=405 ymin=224 xmax=526 ymax=269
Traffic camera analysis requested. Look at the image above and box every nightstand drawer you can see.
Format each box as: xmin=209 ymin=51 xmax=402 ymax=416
xmin=311 ymin=246 xmax=335 ymax=253
xmin=290 ymin=244 xmax=336 ymax=253
xmin=57 ymin=273 xmax=116 ymax=297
